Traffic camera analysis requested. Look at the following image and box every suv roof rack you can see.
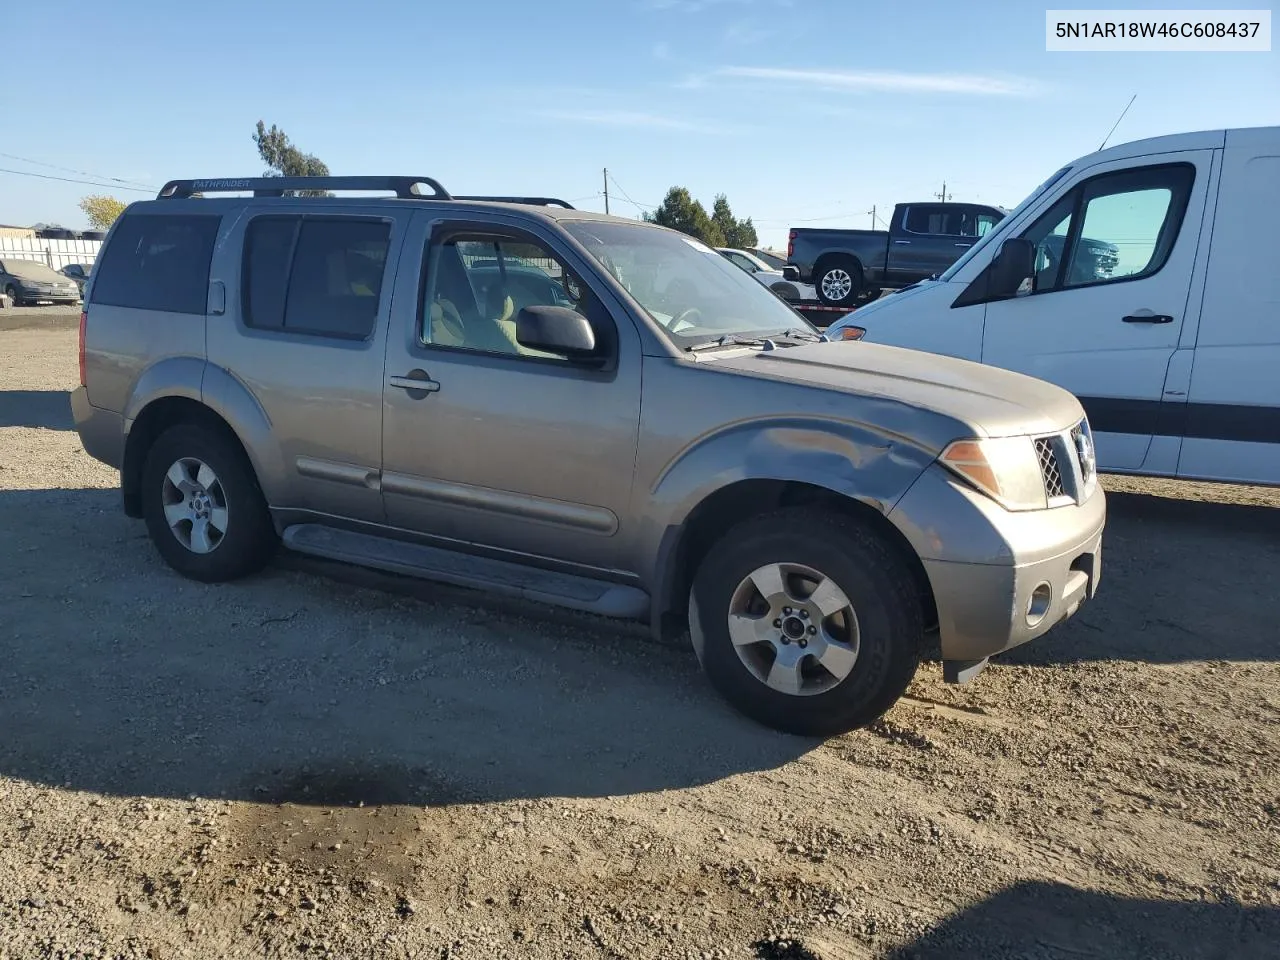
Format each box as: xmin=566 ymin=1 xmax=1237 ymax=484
xmin=155 ymin=179 xmax=576 ymax=209
xmin=454 ymin=196 xmax=576 ymax=209
xmin=156 ymin=176 xmax=452 ymax=200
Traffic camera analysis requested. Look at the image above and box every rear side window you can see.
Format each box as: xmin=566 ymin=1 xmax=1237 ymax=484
xmin=242 ymin=215 xmax=391 ymax=339
xmin=91 ymin=213 xmax=220 ymax=314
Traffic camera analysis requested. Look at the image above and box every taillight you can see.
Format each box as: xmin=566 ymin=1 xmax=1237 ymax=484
xmin=787 ymin=229 xmax=796 ymax=259
xmin=78 ymin=310 xmax=87 ymax=386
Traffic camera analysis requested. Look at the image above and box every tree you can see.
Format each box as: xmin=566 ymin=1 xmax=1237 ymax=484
xmin=252 ymin=121 xmax=331 ymax=196
xmin=643 ymin=187 xmax=725 ymax=246
xmin=711 ymin=194 xmax=758 ymax=249
xmin=78 ymin=196 xmax=127 ymax=230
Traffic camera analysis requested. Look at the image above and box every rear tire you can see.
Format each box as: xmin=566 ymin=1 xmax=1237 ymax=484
xmin=141 ymin=423 xmax=278 ymax=582
xmin=689 ymin=508 xmax=922 ymax=737
xmin=814 ymin=259 xmax=862 ymax=307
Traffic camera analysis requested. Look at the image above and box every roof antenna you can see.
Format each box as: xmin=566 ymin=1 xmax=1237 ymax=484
xmin=1098 ymin=94 xmax=1137 ymax=151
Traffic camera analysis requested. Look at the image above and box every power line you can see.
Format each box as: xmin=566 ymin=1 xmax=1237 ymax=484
xmin=605 ymin=173 xmax=654 ymax=213
xmin=0 ymin=166 xmax=155 ymax=193
xmin=0 ymin=151 xmax=156 ymax=190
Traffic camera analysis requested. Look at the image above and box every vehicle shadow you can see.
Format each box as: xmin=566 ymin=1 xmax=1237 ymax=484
xmin=0 ymin=487 xmax=815 ymax=809
xmin=878 ymin=880 xmax=1279 ymax=959
xmin=999 ymin=488 xmax=1280 ymax=668
xmin=0 ymin=389 xmax=73 ymax=429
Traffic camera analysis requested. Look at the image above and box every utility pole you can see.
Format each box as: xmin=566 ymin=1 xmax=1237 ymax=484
xmin=603 ymin=168 xmax=610 ymax=215
xmin=869 ymin=205 xmax=876 ymax=229
xmin=935 ymin=181 xmax=952 ymax=203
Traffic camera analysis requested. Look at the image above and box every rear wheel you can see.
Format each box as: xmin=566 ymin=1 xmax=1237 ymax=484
xmin=689 ymin=508 xmax=922 ymax=736
xmin=814 ymin=259 xmax=862 ymax=307
xmin=141 ymin=423 xmax=278 ymax=582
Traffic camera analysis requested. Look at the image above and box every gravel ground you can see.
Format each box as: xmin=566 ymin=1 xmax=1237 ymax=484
xmin=2 ymin=323 xmax=1278 ymax=960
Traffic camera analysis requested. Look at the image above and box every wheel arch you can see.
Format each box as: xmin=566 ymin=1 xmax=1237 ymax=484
xmin=652 ymin=478 xmax=937 ymax=644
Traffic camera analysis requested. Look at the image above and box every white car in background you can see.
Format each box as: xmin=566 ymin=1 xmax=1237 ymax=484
xmin=716 ymin=247 xmax=816 ymax=302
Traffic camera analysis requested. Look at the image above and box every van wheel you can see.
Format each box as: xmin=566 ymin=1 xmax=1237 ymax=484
xmin=815 ymin=258 xmax=862 ymax=306
xmin=689 ymin=508 xmax=922 ymax=736
xmin=140 ymin=423 xmax=278 ymax=582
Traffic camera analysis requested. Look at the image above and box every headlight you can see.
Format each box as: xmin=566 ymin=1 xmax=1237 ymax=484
xmin=938 ymin=436 xmax=1047 ymax=511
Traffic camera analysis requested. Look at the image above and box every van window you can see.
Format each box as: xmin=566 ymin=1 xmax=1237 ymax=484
xmin=90 ymin=213 xmax=221 ymax=314
xmin=1018 ymin=163 xmax=1194 ymax=293
xmin=242 ymin=216 xmax=391 ymax=339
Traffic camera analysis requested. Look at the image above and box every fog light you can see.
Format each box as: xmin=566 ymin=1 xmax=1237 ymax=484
xmin=1026 ymin=582 xmax=1052 ymax=627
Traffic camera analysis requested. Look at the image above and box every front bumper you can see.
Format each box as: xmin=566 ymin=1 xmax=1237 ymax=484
xmin=14 ymin=288 xmax=79 ymax=303
xmin=889 ymin=464 xmax=1105 ymax=668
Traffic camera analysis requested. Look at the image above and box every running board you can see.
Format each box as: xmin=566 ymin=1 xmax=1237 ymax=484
xmin=281 ymin=524 xmax=650 ymax=619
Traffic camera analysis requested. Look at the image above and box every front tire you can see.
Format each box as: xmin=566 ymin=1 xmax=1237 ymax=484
xmin=141 ymin=423 xmax=278 ymax=582
xmin=689 ymin=508 xmax=922 ymax=737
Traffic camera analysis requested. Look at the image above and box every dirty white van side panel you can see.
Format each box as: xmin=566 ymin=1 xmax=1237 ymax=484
xmin=1178 ymin=129 xmax=1280 ymax=485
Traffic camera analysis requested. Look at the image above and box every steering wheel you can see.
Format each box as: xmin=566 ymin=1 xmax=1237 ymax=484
xmin=667 ymin=307 xmax=702 ymax=333
xmin=430 ymin=298 xmax=468 ymax=346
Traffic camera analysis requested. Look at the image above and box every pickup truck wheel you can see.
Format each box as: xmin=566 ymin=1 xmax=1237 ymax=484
xmin=141 ymin=423 xmax=278 ymax=583
xmin=815 ymin=260 xmax=862 ymax=306
xmin=689 ymin=509 xmax=922 ymax=736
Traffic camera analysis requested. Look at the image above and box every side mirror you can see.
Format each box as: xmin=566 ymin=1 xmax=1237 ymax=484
xmin=782 ymin=265 xmax=800 ymax=281
xmin=515 ymin=305 xmax=598 ymax=357
xmin=989 ymin=237 xmax=1035 ymax=297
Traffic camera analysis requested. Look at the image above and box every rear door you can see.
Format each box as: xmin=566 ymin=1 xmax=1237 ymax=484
xmin=980 ymin=150 xmax=1215 ymax=471
xmin=206 ymin=204 xmax=406 ymax=523
xmin=888 ymin=205 xmax=978 ymax=284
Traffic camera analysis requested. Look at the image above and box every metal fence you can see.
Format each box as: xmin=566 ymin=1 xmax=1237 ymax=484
xmin=0 ymin=237 xmax=101 ymax=271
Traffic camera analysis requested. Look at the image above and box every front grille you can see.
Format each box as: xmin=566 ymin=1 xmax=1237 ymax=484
xmin=1035 ymin=437 xmax=1066 ymax=498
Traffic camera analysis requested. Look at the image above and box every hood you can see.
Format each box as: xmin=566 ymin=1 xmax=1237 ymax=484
xmin=710 ymin=340 xmax=1085 ymax=440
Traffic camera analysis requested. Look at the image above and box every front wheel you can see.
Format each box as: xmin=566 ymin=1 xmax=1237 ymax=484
xmin=689 ymin=508 xmax=922 ymax=736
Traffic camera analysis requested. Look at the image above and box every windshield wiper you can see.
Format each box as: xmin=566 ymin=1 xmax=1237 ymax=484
xmin=685 ymin=329 xmax=822 ymax=353
xmin=686 ymin=334 xmax=776 ymax=353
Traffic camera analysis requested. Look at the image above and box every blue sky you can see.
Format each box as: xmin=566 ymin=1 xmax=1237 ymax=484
xmin=4 ymin=0 xmax=1277 ymax=248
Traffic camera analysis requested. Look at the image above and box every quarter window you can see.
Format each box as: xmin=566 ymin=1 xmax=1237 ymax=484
xmin=242 ymin=216 xmax=391 ymax=339
xmin=90 ymin=213 xmax=221 ymax=314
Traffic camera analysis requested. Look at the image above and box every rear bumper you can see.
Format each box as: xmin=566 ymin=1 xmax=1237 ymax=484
xmin=889 ymin=464 xmax=1105 ymax=665
xmin=70 ymin=386 xmax=124 ymax=469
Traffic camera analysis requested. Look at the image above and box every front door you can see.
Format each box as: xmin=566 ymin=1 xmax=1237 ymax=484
xmin=380 ymin=213 xmax=643 ymax=574
xmin=980 ymin=150 xmax=1214 ymax=471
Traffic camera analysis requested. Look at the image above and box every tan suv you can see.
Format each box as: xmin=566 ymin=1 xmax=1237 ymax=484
xmin=71 ymin=176 xmax=1105 ymax=736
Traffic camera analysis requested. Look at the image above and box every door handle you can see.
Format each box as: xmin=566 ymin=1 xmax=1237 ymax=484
xmin=1122 ymin=312 xmax=1174 ymax=324
xmin=389 ymin=372 xmax=441 ymax=393
xmin=953 ymin=242 xmax=973 ymax=248
xmin=892 ymin=240 xmax=912 ymax=245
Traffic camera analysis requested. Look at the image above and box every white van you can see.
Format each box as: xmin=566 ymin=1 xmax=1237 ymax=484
xmin=825 ymin=126 xmax=1279 ymax=487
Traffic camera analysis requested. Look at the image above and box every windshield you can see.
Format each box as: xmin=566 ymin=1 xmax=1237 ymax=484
xmin=564 ymin=220 xmax=816 ymax=348
xmin=5 ymin=259 xmax=63 ymax=281
xmin=937 ymin=165 xmax=1075 ymax=282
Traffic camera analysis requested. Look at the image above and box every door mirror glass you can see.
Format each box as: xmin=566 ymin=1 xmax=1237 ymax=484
xmin=515 ymin=304 xmax=598 ymax=357
xmin=989 ymin=237 xmax=1035 ymax=297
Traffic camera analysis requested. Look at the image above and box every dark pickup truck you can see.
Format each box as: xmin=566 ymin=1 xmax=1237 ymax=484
xmin=786 ymin=202 xmax=1006 ymax=306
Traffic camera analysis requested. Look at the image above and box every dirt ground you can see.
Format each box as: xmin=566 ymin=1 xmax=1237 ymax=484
xmin=1 ymin=321 xmax=1277 ymax=960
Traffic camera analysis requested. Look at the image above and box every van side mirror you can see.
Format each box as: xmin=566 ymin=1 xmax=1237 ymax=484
xmin=989 ymin=237 xmax=1035 ymax=298
xmin=782 ymin=265 xmax=800 ymax=281
xmin=515 ymin=305 xmax=598 ymax=357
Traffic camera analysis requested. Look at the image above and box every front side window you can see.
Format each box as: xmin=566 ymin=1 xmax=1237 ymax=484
xmin=242 ymin=215 xmax=391 ymax=339
xmin=563 ymin=220 xmax=815 ymax=349
xmin=420 ymin=231 xmax=600 ymax=360
xmin=90 ymin=213 xmax=221 ymax=314
xmin=1017 ymin=163 xmax=1194 ymax=293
